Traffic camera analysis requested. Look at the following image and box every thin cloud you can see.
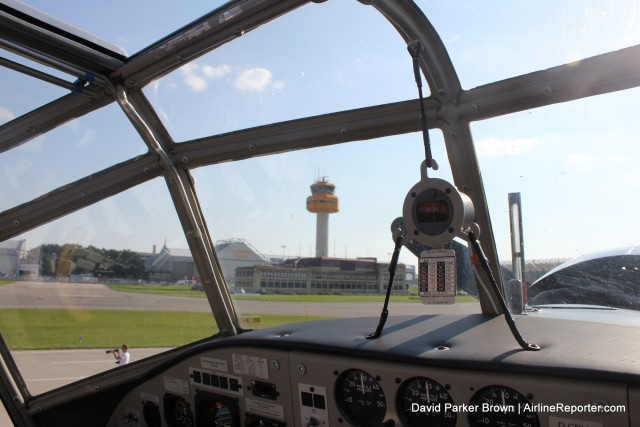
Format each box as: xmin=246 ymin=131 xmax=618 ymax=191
xmin=180 ymin=62 xmax=231 ymax=92
xmin=179 ymin=63 xmax=282 ymax=92
xmin=77 ymin=129 xmax=96 ymax=151
xmin=234 ymin=68 xmax=272 ymax=91
xmin=181 ymin=63 xmax=207 ymax=92
xmin=271 ymin=80 xmax=286 ymax=91
xmin=202 ymin=64 xmax=231 ymax=78
xmin=475 ymin=136 xmax=538 ymax=158
xmin=0 ymin=106 xmax=16 ymax=123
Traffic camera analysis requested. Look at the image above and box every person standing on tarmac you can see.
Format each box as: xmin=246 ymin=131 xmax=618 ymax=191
xmin=112 ymin=344 xmax=130 ymax=366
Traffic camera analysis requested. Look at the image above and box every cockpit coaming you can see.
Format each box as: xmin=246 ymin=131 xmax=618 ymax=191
xmin=1 ymin=0 xmax=640 ymax=426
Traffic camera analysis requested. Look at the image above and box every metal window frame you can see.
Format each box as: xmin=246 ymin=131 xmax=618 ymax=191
xmin=1 ymin=1 xmax=640 ymax=420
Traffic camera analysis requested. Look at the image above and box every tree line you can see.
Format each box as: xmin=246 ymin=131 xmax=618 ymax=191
xmin=30 ymin=244 xmax=146 ymax=280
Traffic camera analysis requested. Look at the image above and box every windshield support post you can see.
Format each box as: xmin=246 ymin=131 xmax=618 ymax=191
xmin=116 ymin=87 xmax=241 ymax=336
xmin=0 ymin=333 xmax=37 ymax=427
xmin=441 ymin=120 xmax=504 ymax=314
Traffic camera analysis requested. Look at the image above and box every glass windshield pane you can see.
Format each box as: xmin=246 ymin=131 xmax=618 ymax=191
xmin=144 ymin=1 xmax=418 ymax=141
xmin=0 ymin=50 xmax=70 ymax=120
xmin=3 ymin=0 xmax=640 ymax=407
xmin=190 ymin=131 xmax=480 ymax=320
xmin=473 ymin=87 xmax=640 ymax=309
xmin=420 ymin=0 xmax=640 ymax=89
xmin=0 ymin=178 xmax=220 ymax=395
xmin=0 ymin=104 xmax=147 ymax=211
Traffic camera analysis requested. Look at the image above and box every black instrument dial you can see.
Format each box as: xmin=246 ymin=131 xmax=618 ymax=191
xmin=336 ymin=369 xmax=386 ymax=426
xmin=397 ymin=377 xmax=456 ymax=427
xmin=469 ymin=385 xmax=539 ymax=427
xmin=163 ymin=393 xmax=194 ymax=427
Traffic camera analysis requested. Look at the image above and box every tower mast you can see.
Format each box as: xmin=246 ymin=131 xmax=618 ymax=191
xmin=306 ymin=177 xmax=339 ymax=257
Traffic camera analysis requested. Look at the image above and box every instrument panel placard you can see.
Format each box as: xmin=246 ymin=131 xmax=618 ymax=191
xmin=232 ymin=354 xmax=269 ymax=379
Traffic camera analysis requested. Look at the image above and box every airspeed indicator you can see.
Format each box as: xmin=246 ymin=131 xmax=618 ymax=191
xmin=397 ymin=377 xmax=456 ymax=427
xmin=336 ymin=369 xmax=386 ymax=426
xmin=469 ymin=385 xmax=539 ymax=427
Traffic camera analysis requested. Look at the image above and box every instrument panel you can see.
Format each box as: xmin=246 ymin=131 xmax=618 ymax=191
xmin=109 ymin=345 xmax=628 ymax=427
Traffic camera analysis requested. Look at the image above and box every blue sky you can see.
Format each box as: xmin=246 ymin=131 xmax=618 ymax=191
xmin=2 ymin=0 xmax=640 ymax=268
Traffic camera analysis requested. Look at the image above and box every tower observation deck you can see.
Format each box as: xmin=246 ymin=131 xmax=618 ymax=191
xmin=306 ymin=178 xmax=339 ymax=257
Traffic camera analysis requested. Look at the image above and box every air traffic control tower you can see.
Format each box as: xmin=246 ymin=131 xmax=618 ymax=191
xmin=306 ymin=178 xmax=339 ymax=257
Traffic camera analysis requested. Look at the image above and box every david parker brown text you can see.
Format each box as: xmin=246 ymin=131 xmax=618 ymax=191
xmin=411 ymin=402 xmax=626 ymax=415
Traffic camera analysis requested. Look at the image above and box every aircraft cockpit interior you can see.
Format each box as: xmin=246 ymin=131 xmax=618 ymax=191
xmin=1 ymin=0 xmax=640 ymax=426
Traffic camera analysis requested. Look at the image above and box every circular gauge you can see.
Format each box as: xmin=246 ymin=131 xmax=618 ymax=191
xmin=163 ymin=393 xmax=194 ymax=427
xmin=336 ymin=369 xmax=387 ymax=426
xmin=397 ymin=377 xmax=457 ymax=427
xmin=469 ymin=385 xmax=539 ymax=427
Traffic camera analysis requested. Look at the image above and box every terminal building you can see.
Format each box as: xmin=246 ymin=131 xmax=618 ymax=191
xmin=144 ymin=239 xmax=408 ymax=294
xmin=144 ymin=239 xmax=271 ymax=285
xmin=144 ymin=245 xmax=197 ymax=283
xmin=235 ymin=256 xmax=407 ymax=294
xmin=0 ymin=240 xmax=39 ymax=278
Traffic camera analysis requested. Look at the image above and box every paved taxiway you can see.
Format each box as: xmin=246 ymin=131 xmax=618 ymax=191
xmin=0 ymin=281 xmax=479 ymax=317
xmin=0 ymin=281 xmax=479 ymax=424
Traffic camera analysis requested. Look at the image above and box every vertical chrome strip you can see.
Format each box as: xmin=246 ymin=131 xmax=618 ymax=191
xmin=116 ymin=87 xmax=240 ymax=335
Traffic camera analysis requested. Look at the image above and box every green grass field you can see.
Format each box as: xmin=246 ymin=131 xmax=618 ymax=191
xmin=0 ymin=285 xmax=476 ymax=349
xmin=0 ymin=308 xmax=328 ymax=350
